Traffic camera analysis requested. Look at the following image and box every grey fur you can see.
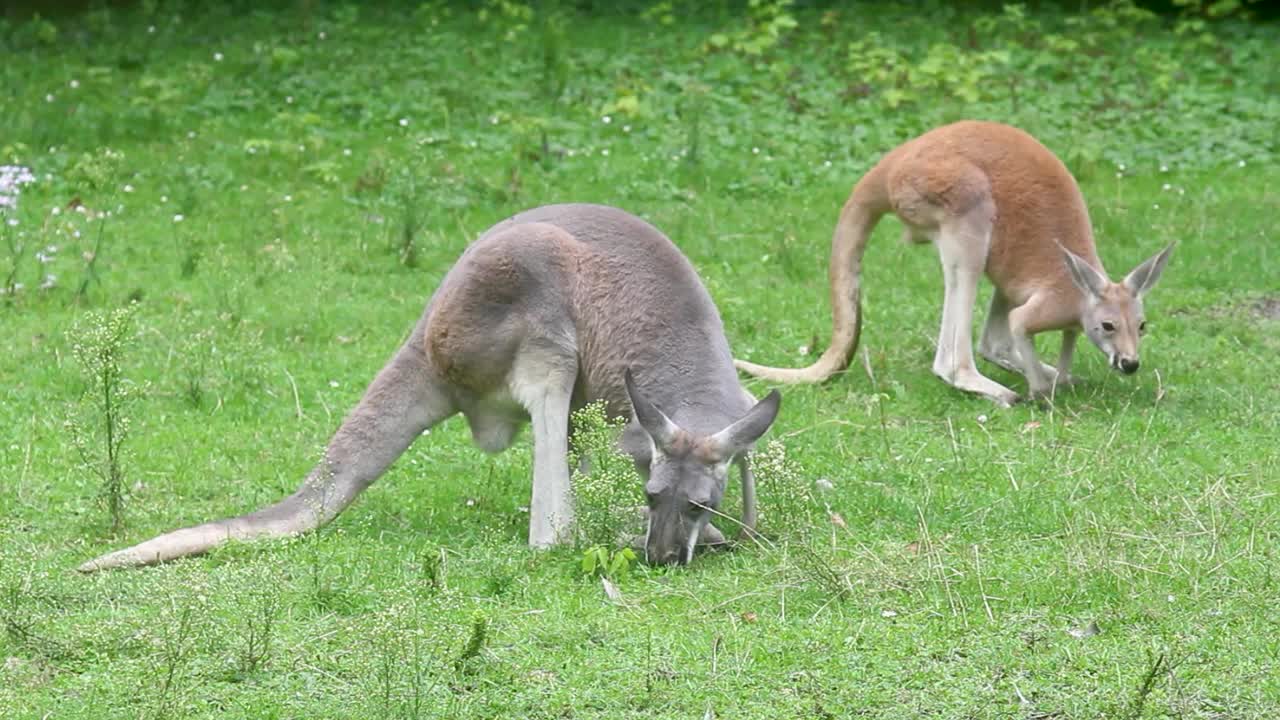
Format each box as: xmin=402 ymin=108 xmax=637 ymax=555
xmin=79 ymin=204 xmax=780 ymax=572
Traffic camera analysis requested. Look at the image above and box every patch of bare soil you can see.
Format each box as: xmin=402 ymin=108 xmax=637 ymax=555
xmin=1251 ymin=297 xmax=1280 ymax=321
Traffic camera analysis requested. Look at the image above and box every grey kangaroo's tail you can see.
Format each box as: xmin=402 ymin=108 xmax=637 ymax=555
xmin=735 ymin=158 xmax=892 ymax=384
xmin=78 ymin=337 xmax=454 ymax=572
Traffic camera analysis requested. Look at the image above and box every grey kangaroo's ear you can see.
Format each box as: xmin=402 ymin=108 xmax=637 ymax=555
xmin=1123 ymin=243 xmax=1175 ymax=298
xmin=624 ymin=368 xmax=681 ymax=451
xmin=705 ymin=390 xmax=782 ymax=460
xmin=1057 ymin=241 xmax=1109 ymax=299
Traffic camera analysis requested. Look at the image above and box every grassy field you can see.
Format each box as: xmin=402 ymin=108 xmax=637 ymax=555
xmin=2 ymin=2 xmax=1278 ymax=718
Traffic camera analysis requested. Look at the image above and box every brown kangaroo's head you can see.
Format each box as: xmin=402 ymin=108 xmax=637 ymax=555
xmin=624 ymin=370 xmax=779 ymax=566
xmin=1060 ymin=243 xmax=1174 ymax=375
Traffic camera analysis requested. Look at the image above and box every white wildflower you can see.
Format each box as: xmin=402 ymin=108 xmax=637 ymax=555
xmin=601 ymin=115 xmax=612 ymax=124
xmin=173 ymin=214 xmax=184 ymax=223
xmin=0 ymin=165 xmax=36 ymax=211
xmin=398 ymin=117 xmax=409 ymax=127
xmin=214 ymin=52 xmax=224 ymax=62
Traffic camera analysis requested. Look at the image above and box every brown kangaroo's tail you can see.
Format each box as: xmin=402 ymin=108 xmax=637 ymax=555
xmin=77 ymin=334 xmax=455 ymax=572
xmin=734 ymin=159 xmax=893 ymax=384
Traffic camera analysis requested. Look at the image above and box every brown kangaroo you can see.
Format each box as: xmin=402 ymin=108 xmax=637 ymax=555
xmin=735 ymin=120 xmax=1174 ymax=406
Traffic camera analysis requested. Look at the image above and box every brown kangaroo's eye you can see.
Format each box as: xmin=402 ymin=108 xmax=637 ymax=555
xmin=1101 ymin=322 xmax=1116 ymax=332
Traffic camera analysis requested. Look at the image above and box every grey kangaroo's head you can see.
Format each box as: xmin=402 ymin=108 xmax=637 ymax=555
xmin=1060 ymin=243 xmax=1174 ymax=375
xmin=624 ymin=369 xmax=780 ymax=566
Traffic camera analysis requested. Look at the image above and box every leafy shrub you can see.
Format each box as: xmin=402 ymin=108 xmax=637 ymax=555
xmin=751 ymin=439 xmax=820 ymax=540
xmin=568 ymin=401 xmax=642 ymax=550
xmin=66 ymin=303 xmax=145 ymax=534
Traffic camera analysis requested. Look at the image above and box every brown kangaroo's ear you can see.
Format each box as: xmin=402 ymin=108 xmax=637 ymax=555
xmin=625 ymin=368 xmax=681 ymax=452
xmin=1123 ymin=243 xmax=1175 ymax=298
xmin=705 ymin=390 xmax=781 ymax=460
xmin=1057 ymin=241 xmax=1109 ymax=300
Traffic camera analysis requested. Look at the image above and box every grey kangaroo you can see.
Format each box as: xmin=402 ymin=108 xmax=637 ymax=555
xmin=79 ymin=204 xmax=781 ymax=571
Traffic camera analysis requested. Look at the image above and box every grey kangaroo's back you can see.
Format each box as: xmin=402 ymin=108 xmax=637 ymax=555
xmin=487 ymin=204 xmax=751 ymax=430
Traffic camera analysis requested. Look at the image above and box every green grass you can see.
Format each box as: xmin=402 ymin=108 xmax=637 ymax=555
xmin=2 ymin=2 xmax=1278 ymax=718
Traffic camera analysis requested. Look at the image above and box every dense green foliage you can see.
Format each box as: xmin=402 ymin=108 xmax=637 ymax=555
xmin=1 ymin=2 xmax=1277 ymax=718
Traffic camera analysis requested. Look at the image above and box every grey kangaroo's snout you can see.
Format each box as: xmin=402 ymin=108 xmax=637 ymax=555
xmin=645 ymin=508 xmax=699 ymax=566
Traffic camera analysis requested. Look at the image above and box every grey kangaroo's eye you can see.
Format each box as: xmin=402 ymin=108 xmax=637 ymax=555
xmin=1139 ymin=321 xmax=1147 ymax=333
xmin=1101 ymin=321 xmax=1116 ymax=332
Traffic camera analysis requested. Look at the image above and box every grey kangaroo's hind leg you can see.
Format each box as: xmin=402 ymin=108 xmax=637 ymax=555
xmin=931 ymin=208 xmax=1020 ymax=408
xmin=78 ymin=332 xmax=456 ymax=571
xmin=511 ymin=346 xmax=578 ymax=548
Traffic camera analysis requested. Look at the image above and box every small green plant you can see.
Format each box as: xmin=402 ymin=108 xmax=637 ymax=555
xmin=580 ymin=545 xmax=637 ymax=580
xmin=1 ymin=218 xmax=26 ymax=299
xmin=452 ymin=610 xmax=489 ymax=672
xmin=784 ymin=539 xmax=853 ymax=602
xmin=67 ymin=302 xmax=144 ymax=534
xmin=66 ymin=147 xmax=125 ymax=193
xmin=751 ymin=439 xmax=818 ymax=539
xmin=75 ymin=217 xmax=111 ymax=303
xmin=569 ymin=401 xmax=643 ymax=550
xmin=416 ymin=545 xmax=447 ymax=594
xmin=705 ymin=0 xmax=798 ymax=58
xmin=369 ymin=607 xmax=443 ymax=719
xmin=677 ymin=80 xmax=710 ymax=169
xmin=147 ymin=596 xmax=201 ymax=720
xmin=0 ymin=572 xmax=77 ymax=663
xmin=176 ymin=317 xmax=215 ymax=408
xmin=233 ymin=584 xmax=280 ymax=679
